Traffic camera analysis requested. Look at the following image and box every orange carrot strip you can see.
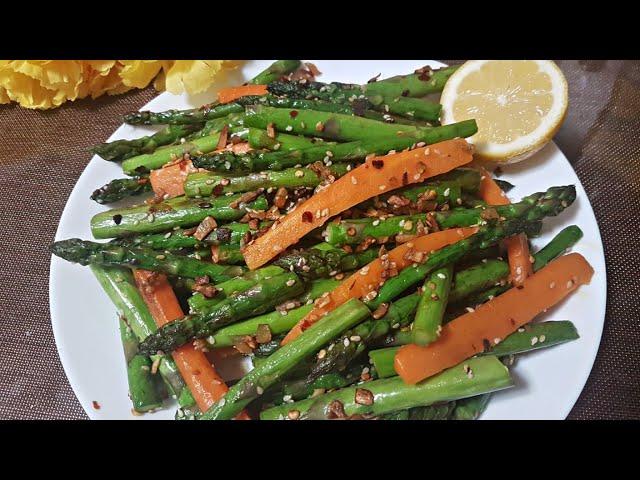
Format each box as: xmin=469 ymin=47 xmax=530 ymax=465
xmin=149 ymin=159 xmax=196 ymax=198
xmin=133 ymin=269 xmax=250 ymax=419
xmin=281 ymin=227 xmax=479 ymax=345
xmin=479 ymin=167 xmax=532 ymax=286
xmin=217 ymin=84 xmax=268 ymax=104
xmin=394 ymin=253 xmax=594 ymax=384
xmin=243 ymin=139 xmax=475 ymax=270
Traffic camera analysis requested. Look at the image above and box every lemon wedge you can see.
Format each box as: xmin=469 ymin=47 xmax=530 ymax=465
xmin=441 ymin=60 xmax=568 ymax=163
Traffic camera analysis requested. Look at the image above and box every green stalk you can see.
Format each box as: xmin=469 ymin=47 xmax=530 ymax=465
xmin=250 ymin=60 xmax=302 ymax=84
xmin=260 ymin=355 xmax=511 ymax=420
xmin=90 ymin=193 xmax=268 ymax=239
xmin=247 ymin=128 xmax=325 ymax=151
xmin=200 ymin=298 xmax=372 ymax=420
xmin=184 ymin=163 xmax=350 ymax=197
xmin=244 ymin=105 xmax=477 ymax=142
xmin=412 ymin=266 xmax=453 ymax=346
xmin=452 ymin=394 xmax=492 ymax=420
xmin=91 ymin=176 xmax=152 ymax=205
xmin=533 ymin=226 xmax=583 ymax=271
xmin=364 ymin=65 xmax=459 ymax=98
xmin=89 ymin=265 xmax=194 ymax=408
xmin=138 ymin=272 xmax=305 ymax=355
xmin=53 ymin=239 xmax=245 ymax=283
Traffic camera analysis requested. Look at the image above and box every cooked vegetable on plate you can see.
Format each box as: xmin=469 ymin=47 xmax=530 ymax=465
xmin=51 ymin=60 xmax=592 ymax=420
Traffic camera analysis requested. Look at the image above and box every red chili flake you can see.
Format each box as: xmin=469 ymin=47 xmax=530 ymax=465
xmin=327 ymin=400 xmax=347 ymax=419
xmin=112 ymin=214 xmax=122 ymax=225
xmin=301 ymin=211 xmax=314 ymax=223
xmin=401 ymin=89 xmax=410 ymax=97
xmin=92 ymin=401 xmax=101 ymax=410
xmin=267 ymin=122 xmax=276 ymax=139
xmin=355 ymin=388 xmax=374 ymax=406
xmin=372 ymin=159 xmax=384 ymax=169
xmin=402 ymin=172 xmax=408 ymax=185
xmin=482 ymin=338 xmax=492 ymax=352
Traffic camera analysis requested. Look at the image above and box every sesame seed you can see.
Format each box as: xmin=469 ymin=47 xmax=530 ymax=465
xmin=372 ymin=220 xmax=380 ymax=226
xmin=286 ymin=279 xmax=296 ymax=287
xmin=360 ymin=266 xmax=370 ymax=275
xmin=391 ymin=323 xmax=400 ymax=329
xmin=443 ymin=188 xmax=450 ymax=197
xmin=550 ymin=282 xmax=556 ymax=289
xmin=285 ymin=125 xmax=293 ymax=131
xmin=351 ymin=176 xmax=358 ymax=185
xmin=465 ymin=307 xmax=475 ymax=313
xmin=414 ymin=173 xmax=421 ymax=180
xmin=516 ymin=266 xmax=522 ymax=275
xmin=350 ymin=335 xmax=361 ymax=342
xmin=539 ymin=335 xmax=546 ymax=343
xmin=155 ymin=254 xmax=166 ymax=260
xmin=164 ymin=232 xmax=172 ymax=238
xmin=566 ymin=280 xmax=574 ymax=289
xmin=437 ymin=272 xmax=446 ymax=279
xmin=256 ymin=386 xmax=264 ymax=395
xmin=224 ymin=161 xmax=231 ymax=170
xmin=467 ymin=371 xmax=474 ymax=379
xmin=205 ymin=179 xmax=214 ymax=185
xmin=317 ymin=349 xmax=327 ymax=359
xmin=379 ymin=185 xmax=386 ymax=190
xmin=518 ymin=327 xmax=525 ymax=333
xmin=295 ymin=170 xmax=304 ymax=178
xmin=531 ymin=336 xmax=539 ymax=346
xmin=282 ymin=394 xmax=292 ymax=402
xmin=300 ymin=122 xmax=306 ymax=129
xmin=494 ymin=337 xmax=501 ymax=344
xmin=273 ymin=143 xmax=281 ymax=150
xmin=343 ymin=338 xmax=350 ymax=347
xmin=207 ymin=336 xmax=216 ymax=345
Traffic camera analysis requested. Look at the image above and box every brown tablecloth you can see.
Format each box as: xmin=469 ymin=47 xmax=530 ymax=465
xmin=1 ymin=61 xmax=638 ymax=420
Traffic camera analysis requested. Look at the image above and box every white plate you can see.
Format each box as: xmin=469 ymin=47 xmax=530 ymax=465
xmin=49 ymin=60 xmax=607 ymax=420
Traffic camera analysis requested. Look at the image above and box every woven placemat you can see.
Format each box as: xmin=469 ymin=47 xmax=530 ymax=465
xmin=0 ymin=61 xmax=638 ymax=420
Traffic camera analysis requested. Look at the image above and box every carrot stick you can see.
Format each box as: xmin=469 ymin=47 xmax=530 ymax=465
xmin=149 ymin=159 xmax=196 ymax=198
xmin=133 ymin=269 xmax=250 ymax=419
xmin=281 ymin=227 xmax=479 ymax=345
xmin=479 ymin=167 xmax=532 ymax=286
xmin=242 ymin=139 xmax=475 ymax=270
xmin=217 ymin=84 xmax=268 ymax=104
xmin=394 ymin=253 xmax=594 ymax=384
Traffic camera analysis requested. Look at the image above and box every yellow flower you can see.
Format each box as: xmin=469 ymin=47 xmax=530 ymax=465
xmin=0 ymin=60 xmax=238 ymax=109
xmin=163 ymin=60 xmax=225 ymax=94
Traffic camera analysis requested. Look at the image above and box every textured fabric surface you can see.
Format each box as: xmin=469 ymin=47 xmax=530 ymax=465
xmin=0 ymin=61 xmax=638 ymax=420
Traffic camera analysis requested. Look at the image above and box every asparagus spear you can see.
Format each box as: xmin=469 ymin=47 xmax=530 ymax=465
xmin=184 ymin=163 xmax=350 ymax=197
xmin=448 ymin=260 xmax=510 ymax=304
xmin=367 ymin=184 xmax=576 ymax=310
xmin=52 ymin=239 xmax=245 ymax=282
xmin=274 ymin=246 xmax=379 ymax=280
xmin=121 ymin=125 xmax=247 ymax=175
xmin=118 ymin=315 xmax=165 ymax=413
xmin=412 ymin=266 xmax=453 ymax=346
xmin=533 ymin=225 xmax=583 ymax=271
xmin=325 ymin=185 xmax=574 ymax=246
xmin=370 ymin=321 xmax=579 ymax=378
xmin=297 ymin=278 xmax=341 ymax=303
xmin=306 ymin=293 xmax=419 ymax=382
xmin=260 ymin=355 xmax=511 ymax=420
xmin=452 ymin=394 xmax=492 ymax=420
xmin=193 ymin=134 xmax=477 ymax=175
xmin=187 ymin=265 xmax=286 ymax=313
xmin=91 ymin=123 xmax=204 ymax=162
xmin=249 ymin=60 xmax=302 ymax=84
xmin=112 ymin=221 xmax=267 ymax=251
xmin=200 ymin=298 xmax=372 ymax=420
xmin=364 ymin=65 xmax=459 ymax=98
xmin=138 ymin=271 xmax=305 ymax=355
xmin=448 ymin=225 xmax=585 ymax=306
xmin=89 ymin=265 xmax=194 ymax=408
xmin=209 ymin=244 xmax=244 ymax=264
xmin=91 ymin=176 xmax=152 ymax=205
xmin=243 ymin=105 xmax=477 ymax=142
xmin=90 ymin=193 xmax=268 ymax=239
xmin=247 ymin=128 xmax=325 ymax=151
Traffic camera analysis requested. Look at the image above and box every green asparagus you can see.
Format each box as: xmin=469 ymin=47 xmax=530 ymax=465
xmin=91 ymin=123 xmax=204 ymax=162
xmin=91 ymin=176 xmax=152 ymax=204
xmin=247 ymin=128 xmax=325 ymax=151
xmin=260 ymin=355 xmax=511 ymax=420
xmin=200 ymin=298 xmax=372 ymax=420
xmin=380 ymin=402 xmax=457 ymax=420
xmin=244 ymin=105 xmax=477 ymax=142
xmin=89 ymin=265 xmax=194 ymax=407
xmin=184 ymin=163 xmax=350 ymax=197
xmin=90 ymin=193 xmax=268 ymax=239
xmin=53 ymin=239 xmax=244 ymax=282
xmin=412 ymin=266 xmax=454 ymax=346
xmin=250 ymin=60 xmax=302 ymax=84
xmin=364 ymin=65 xmax=459 ymax=98
xmin=138 ymin=271 xmax=305 ymax=355
xmin=533 ymin=225 xmax=583 ymax=271
xmin=274 ymin=245 xmax=379 ymax=280
xmin=452 ymin=394 xmax=492 ymax=420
